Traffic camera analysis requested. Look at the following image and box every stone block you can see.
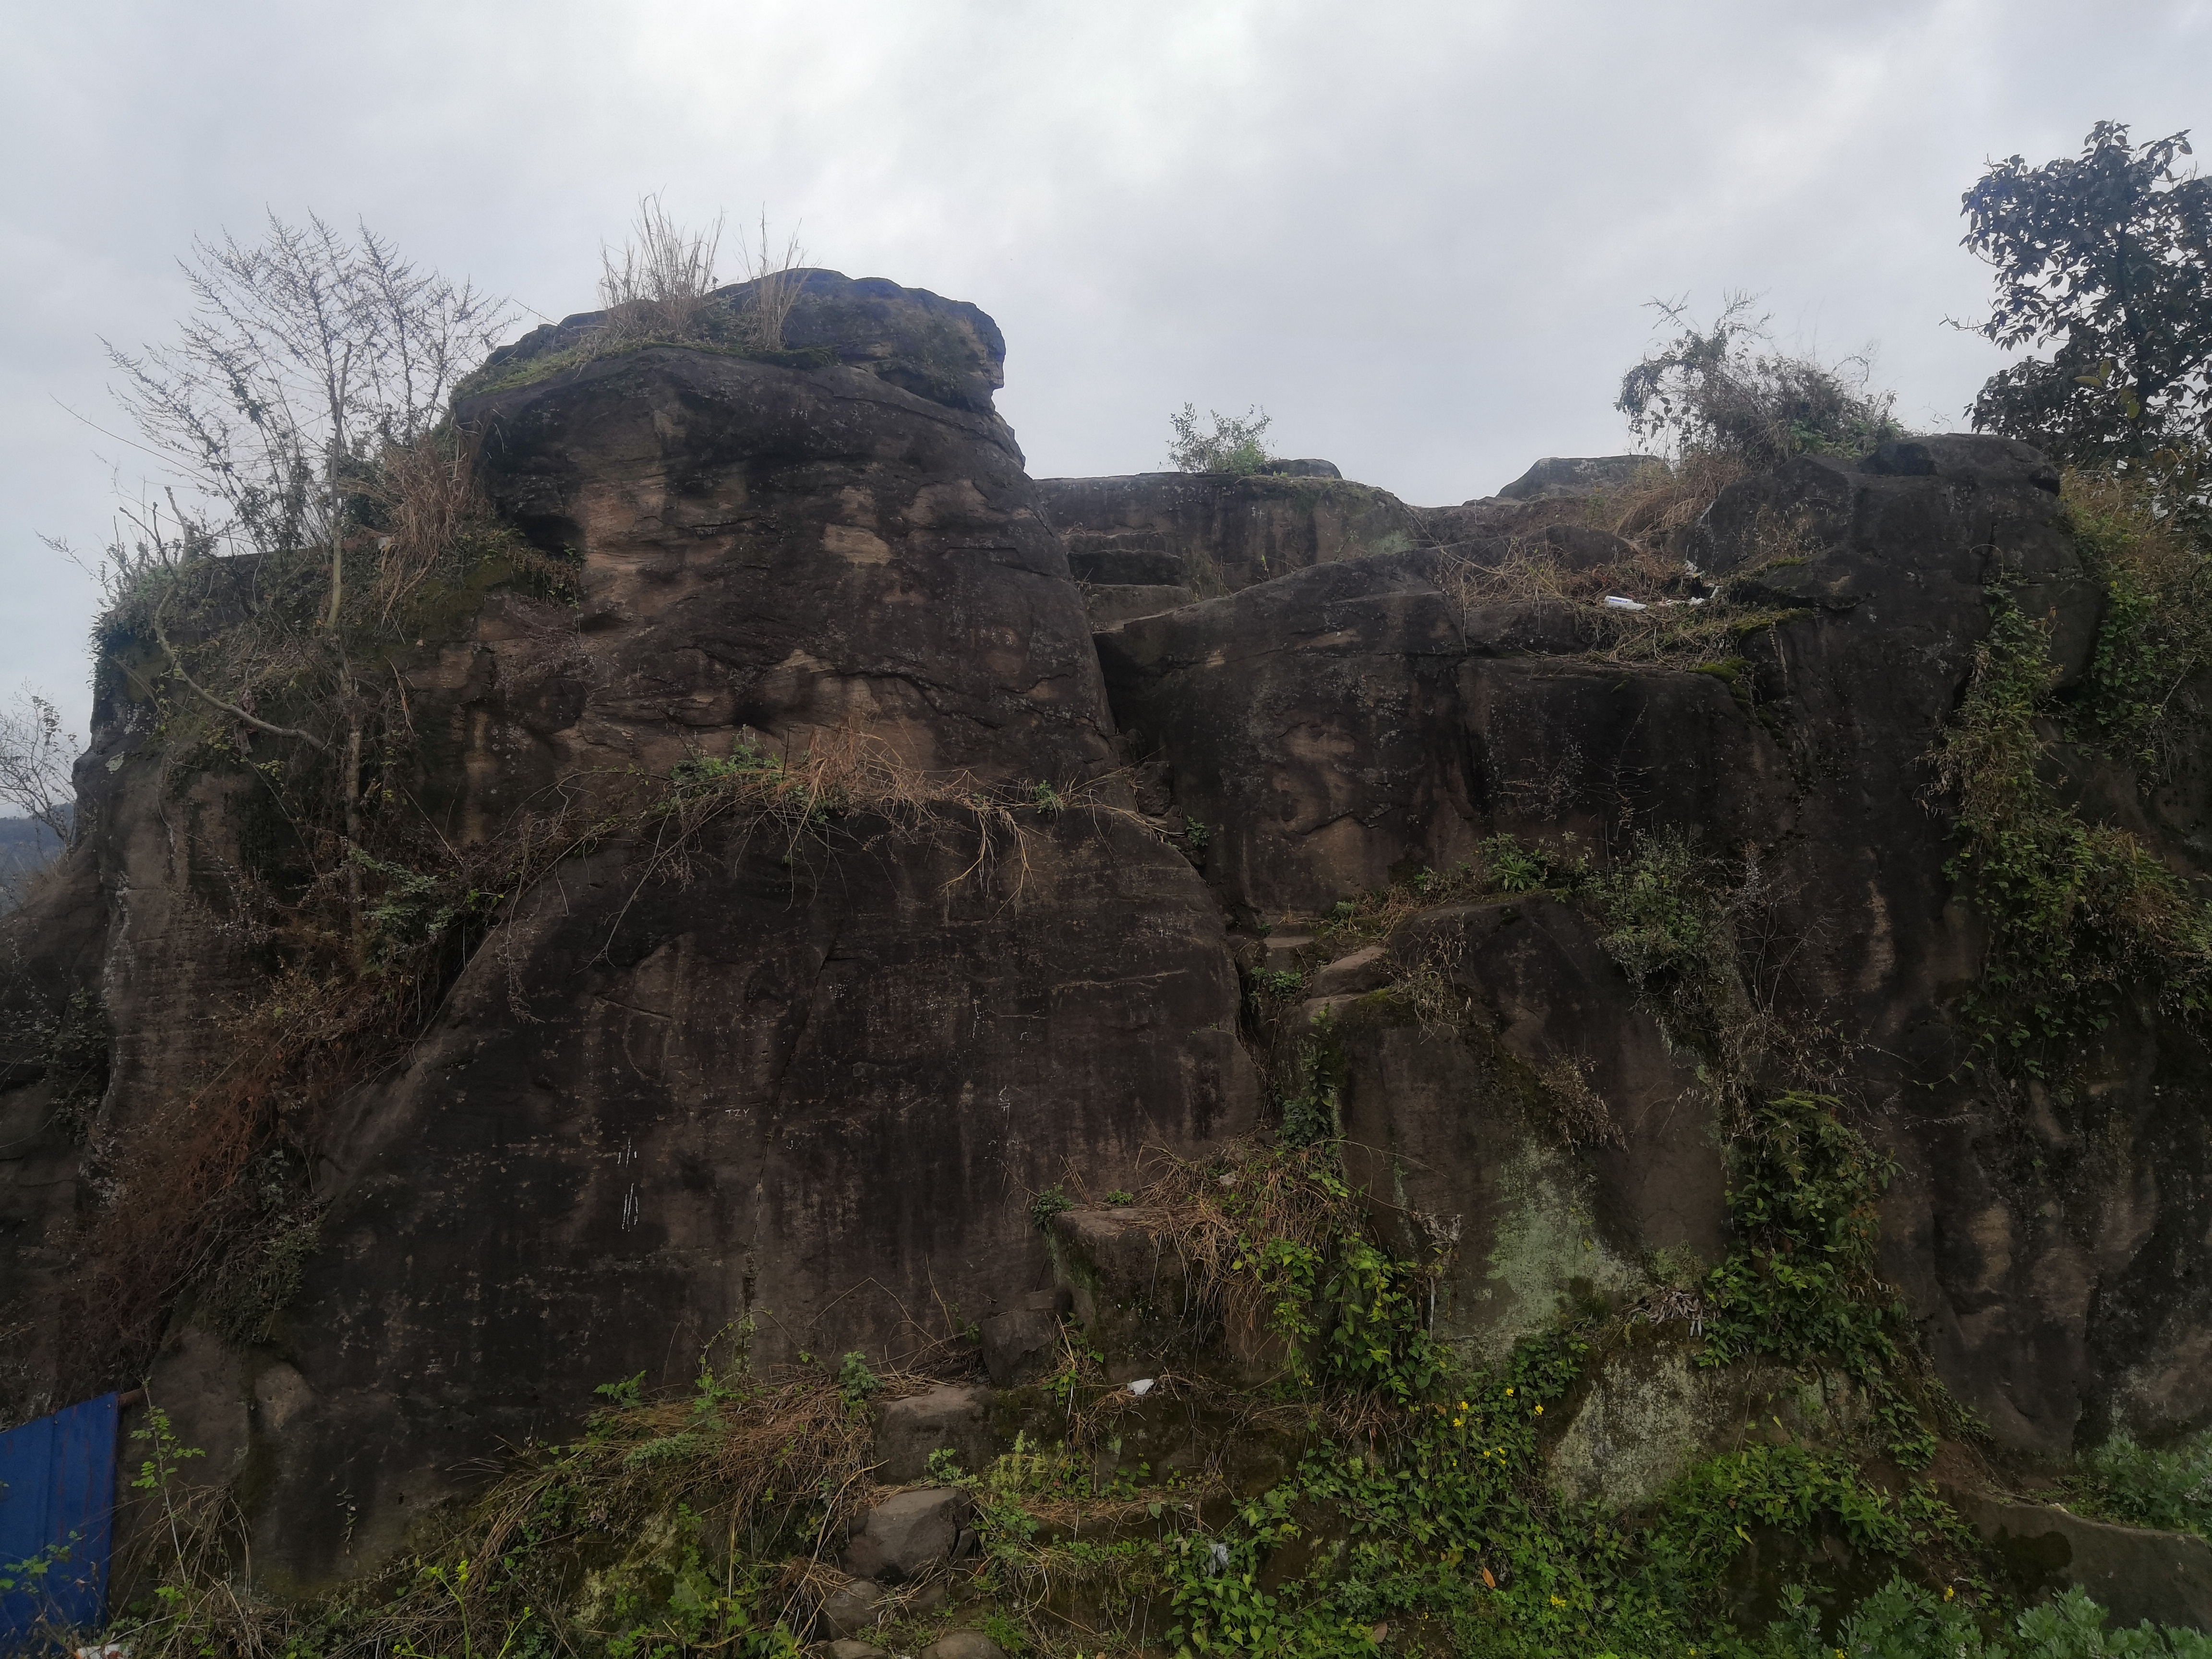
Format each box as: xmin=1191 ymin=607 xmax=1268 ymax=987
xmin=819 ymin=1578 xmax=887 ymax=1638
xmin=874 ymin=1384 xmax=998 ymax=1483
xmin=842 ymin=1487 xmax=973 ymax=1583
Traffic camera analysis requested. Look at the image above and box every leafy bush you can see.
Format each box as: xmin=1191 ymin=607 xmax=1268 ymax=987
xmin=2066 ymin=468 xmax=2212 ymax=771
xmin=1769 ymin=1574 xmax=2212 ymax=1658
xmin=1961 ymin=122 xmax=2212 ymax=473
xmin=1167 ymin=403 xmax=1274 ymax=473
xmin=1701 ymin=1093 xmax=1940 ymax=1463
xmin=836 ymin=1349 xmax=883 ymax=1406
xmin=2068 ymin=1429 xmax=2212 ymax=1539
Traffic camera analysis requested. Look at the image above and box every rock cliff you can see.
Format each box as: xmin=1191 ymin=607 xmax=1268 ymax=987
xmin=4 ymin=272 xmax=2210 ymax=1638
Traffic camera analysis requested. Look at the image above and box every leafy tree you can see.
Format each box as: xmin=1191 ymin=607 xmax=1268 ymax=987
xmin=1166 ymin=402 xmax=1273 ymax=473
xmin=1961 ymin=121 xmax=2212 ymax=469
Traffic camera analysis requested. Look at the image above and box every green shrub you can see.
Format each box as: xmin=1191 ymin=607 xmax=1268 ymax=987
xmin=1617 ymin=295 xmax=1904 ymax=468
xmin=1701 ymin=1093 xmax=1940 ymax=1464
xmin=1167 ymin=403 xmax=1274 ymax=474
xmin=2068 ymin=1429 xmax=2212 ymax=1539
xmin=1769 ymin=1573 xmax=2212 ymax=1658
xmin=836 ymin=1349 xmax=882 ymax=1406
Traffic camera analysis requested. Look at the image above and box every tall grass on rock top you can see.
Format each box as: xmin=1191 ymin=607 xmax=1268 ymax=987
xmin=1616 ymin=295 xmax=1905 ymax=470
xmin=590 ymin=196 xmax=809 ymax=357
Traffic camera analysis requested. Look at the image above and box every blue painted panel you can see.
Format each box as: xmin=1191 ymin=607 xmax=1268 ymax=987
xmin=0 ymin=1394 xmax=120 ymax=1645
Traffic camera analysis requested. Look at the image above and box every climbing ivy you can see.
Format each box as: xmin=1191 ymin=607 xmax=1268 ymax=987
xmin=1931 ymin=586 xmax=2212 ymax=1066
xmin=1699 ymin=1093 xmax=1945 ymax=1465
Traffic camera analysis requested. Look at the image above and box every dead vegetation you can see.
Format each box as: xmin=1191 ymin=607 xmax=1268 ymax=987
xmin=592 ymin=193 xmax=724 ymax=351
xmin=589 ymin=196 xmax=809 ymax=359
xmin=1616 ymin=294 xmax=1904 ymax=471
xmin=96 ymin=1354 xmax=953 ymax=1659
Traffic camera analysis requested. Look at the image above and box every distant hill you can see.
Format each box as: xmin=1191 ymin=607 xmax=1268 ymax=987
xmin=0 ymin=811 xmax=69 ymax=902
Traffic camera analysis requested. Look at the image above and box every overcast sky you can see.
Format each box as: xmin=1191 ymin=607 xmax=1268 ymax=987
xmin=4 ymin=0 xmax=2208 ymax=751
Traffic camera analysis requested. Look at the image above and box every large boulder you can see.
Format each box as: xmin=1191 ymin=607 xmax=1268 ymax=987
xmin=842 ymin=1487 xmax=973 ymax=1583
xmin=0 ymin=275 xmax=1259 ymax=1587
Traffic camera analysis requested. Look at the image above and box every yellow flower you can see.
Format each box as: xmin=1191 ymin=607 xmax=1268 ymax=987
xmin=1505 ymin=1387 xmax=1515 ymax=1396
xmin=1533 ymin=1405 xmax=1544 ymax=1415
xmin=1945 ymin=1586 xmax=1956 ymax=1600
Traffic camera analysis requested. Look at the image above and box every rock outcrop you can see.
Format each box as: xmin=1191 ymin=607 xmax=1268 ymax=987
xmin=4 ymin=272 xmax=2210 ymax=1632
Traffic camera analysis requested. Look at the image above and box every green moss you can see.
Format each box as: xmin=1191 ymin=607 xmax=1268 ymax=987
xmin=455 ymin=327 xmax=839 ymax=402
xmin=1472 ymin=1135 xmax=1641 ymax=1362
xmin=1547 ymin=1345 xmax=1715 ymax=1509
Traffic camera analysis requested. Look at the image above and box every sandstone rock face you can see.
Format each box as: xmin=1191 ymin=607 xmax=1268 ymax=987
xmin=1492 ymin=454 xmax=1663 ymax=502
xmin=5 ymin=266 xmax=2211 ymax=1619
xmin=1956 ymin=1493 xmax=2212 ymax=1633
xmin=1091 ymin=435 xmax=2210 ymax=1454
xmin=0 ymin=274 xmax=1256 ymax=1588
xmin=1034 ymin=470 xmax=1422 ymax=608
xmin=1098 ymin=551 xmax=1473 ymax=915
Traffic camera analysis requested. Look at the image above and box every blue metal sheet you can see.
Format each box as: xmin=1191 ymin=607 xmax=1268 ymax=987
xmin=0 ymin=1394 xmax=120 ymax=1646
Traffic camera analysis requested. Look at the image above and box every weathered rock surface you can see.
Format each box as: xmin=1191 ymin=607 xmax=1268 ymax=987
xmin=1035 ymin=469 xmax=1422 ymax=598
xmin=6 ymin=263 xmax=2212 ymax=1630
xmin=842 ymin=1487 xmax=972 ymax=1583
xmin=819 ymin=1578 xmax=890 ymax=1638
xmin=979 ymin=1289 xmax=1070 ymax=1387
xmin=920 ymin=1632 xmax=1010 ymax=1659
xmin=0 ymin=273 xmax=1257 ymax=1590
xmin=875 ymin=1383 xmax=999 ymax=1482
xmin=1092 ymin=433 xmax=2211 ymax=1459
xmin=1493 ymin=454 xmax=1664 ymax=503
xmin=1098 ymin=550 xmax=1473 ymax=914
xmin=1956 ymin=1493 xmax=2212 ymax=1634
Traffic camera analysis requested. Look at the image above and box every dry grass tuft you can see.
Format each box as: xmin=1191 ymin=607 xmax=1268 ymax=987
xmin=593 ymin=193 xmax=724 ymax=352
xmin=735 ymin=209 xmax=809 ymax=352
xmin=588 ymin=198 xmax=811 ymax=358
xmin=1599 ymin=448 xmax=1748 ymax=554
xmin=1437 ymin=529 xmax=1812 ymax=674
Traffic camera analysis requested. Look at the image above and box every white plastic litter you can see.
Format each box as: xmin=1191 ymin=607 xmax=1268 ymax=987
xmin=1208 ymin=1541 xmax=1233 ymax=1576
xmin=1127 ymin=1378 xmax=1156 ymax=1397
xmin=1602 ymin=595 xmax=1648 ymax=611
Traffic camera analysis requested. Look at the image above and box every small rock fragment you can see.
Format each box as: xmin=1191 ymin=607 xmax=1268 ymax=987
xmin=820 ymin=1578 xmax=887 ymax=1638
xmin=919 ymin=1633 xmax=1010 ymax=1659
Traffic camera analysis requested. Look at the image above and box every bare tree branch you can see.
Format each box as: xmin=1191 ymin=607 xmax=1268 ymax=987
xmin=150 ymin=585 xmax=327 ymax=752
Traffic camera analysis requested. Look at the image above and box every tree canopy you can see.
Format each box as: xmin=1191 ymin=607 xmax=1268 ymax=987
xmin=1962 ymin=121 xmax=2212 ymax=469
